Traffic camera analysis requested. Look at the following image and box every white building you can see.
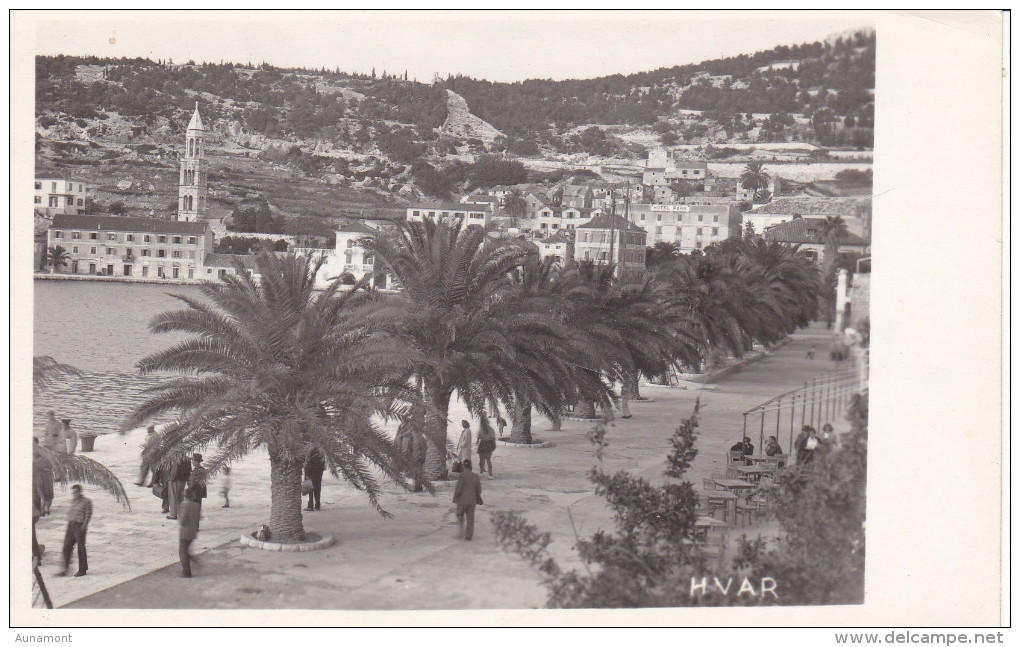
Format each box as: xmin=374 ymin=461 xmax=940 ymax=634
xmin=48 ymin=214 xmax=212 ymax=280
xmin=35 ymin=176 xmax=87 ymax=217
xmin=630 ymin=203 xmax=740 ymax=251
xmin=406 ymin=202 xmax=491 ymax=229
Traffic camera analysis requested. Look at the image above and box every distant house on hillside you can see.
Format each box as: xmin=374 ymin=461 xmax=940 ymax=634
xmin=406 ymin=201 xmax=491 ymax=229
xmin=748 ymin=197 xmax=871 ymax=240
xmin=35 ymin=175 xmax=87 ymax=218
xmin=537 ymin=230 xmax=574 ymax=265
xmin=574 ymin=213 xmax=647 ymax=271
xmin=762 ymin=217 xmax=870 ymax=265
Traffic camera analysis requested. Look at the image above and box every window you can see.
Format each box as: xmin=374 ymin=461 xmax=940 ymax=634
xmin=144 ymin=235 xmax=151 ymax=243
xmin=696 ymin=228 xmax=703 ymax=235
xmin=697 ymin=215 xmax=703 ymax=222
xmin=712 ymin=227 xmax=719 ymax=236
xmin=441 ymin=212 xmax=449 ymax=218
xmin=106 ymin=248 xmax=115 ymax=255
xmin=126 ymin=248 xmax=133 ymax=257
xmin=107 ymin=233 xmax=117 ymax=240
xmin=53 ymin=231 xmax=63 ymax=239
xmin=34 ymin=196 xmax=41 ymax=204
xmin=142 ymin=249 xmax=150 ymax=257
xmin=656 ymin=226 xmax=663 ymax=234
xmin=713 ymin=215 xmax=719 ymax=223
xmin=72 ymin=246 xmax=78 ymax=254
xmin=126 ymin=234 xmax=134 ymax=242
xmin=34 ymin=182 xmax=41 ymax=190
xmin=67 ymin=197 xmax=74 ymax=206
xmin=49 ymin=197 xmax=59 ymax=208
xmin=142 ymin=266 xmax=149 ymax=278
xmin=158 ymin=236 xmax=167 ymax=243
xmin=173 ymin=236 xmax=182 ymax=244
xmin=413 ymin=210 xmax=420 ymax=218
xmin=158 ymin=250 xmax=166 ymax=258
xmin=89 ymin=232 xmax=98 ymax=240
xmin=79 ymin=184 xmax=83 ymax=192
xmin=364 ymin=254 xmax=374 ymax=265
xmin=188 ymin=237 xmax=196 ymax=245
xmin=72 ymin=232 xmax=82 ymax=240
xmin=657 ymin=214 xmax=662 ymax=222
xmin=172 ymin=251 xmax=182 ymax=258
xmin=639 ymin=214 xmax=645 ymax=221
xmin=51 ymin=182 xmax=57 ymax=192
xmin=90 ymin=247 xmax=97 ymax=255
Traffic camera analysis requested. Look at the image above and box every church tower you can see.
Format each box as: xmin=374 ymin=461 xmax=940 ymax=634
xmin=177 ymin=102 xmax=208 ymax=222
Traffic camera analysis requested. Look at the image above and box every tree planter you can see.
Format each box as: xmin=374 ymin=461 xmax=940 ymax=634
xmin=79 ymin=434 xmax=97 ymax=452
xmin=496 ymin=438 xmax=553 ymax=448
xmin=240 ymin=530 xmax=336 ymax=552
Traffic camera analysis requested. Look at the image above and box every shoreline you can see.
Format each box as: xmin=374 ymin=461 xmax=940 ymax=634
xmin=34 ymin=273 xmax=202 ymax=286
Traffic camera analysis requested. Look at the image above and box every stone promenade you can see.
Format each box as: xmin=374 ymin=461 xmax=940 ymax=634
xmin=31 ymin=325 xmax=846 ymax=612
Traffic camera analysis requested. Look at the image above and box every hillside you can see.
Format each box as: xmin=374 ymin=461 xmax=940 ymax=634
xmin=34 ymin=28 xmax=874 ymax=227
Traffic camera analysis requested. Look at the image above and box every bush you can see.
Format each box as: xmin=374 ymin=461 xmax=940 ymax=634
xmin=493 ymin=403 xmax=748 ymax=608
xmin=466 ymin=155 xmax=527 ymax=189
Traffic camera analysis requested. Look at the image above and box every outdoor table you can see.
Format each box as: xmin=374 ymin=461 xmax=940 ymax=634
xmin=735 ymin=465 xmax=773 ymax=481
xmin=704 ymin=490 xmax=738 ymax=523
xmin=746 ymin=454 xmax=778 ymax=464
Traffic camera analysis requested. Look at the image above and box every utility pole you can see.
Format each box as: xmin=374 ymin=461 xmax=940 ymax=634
xmin=608 ymin=189 xmax=616 ymax=270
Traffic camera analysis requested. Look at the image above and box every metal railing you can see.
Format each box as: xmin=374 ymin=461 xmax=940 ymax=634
xmin=741 ymin=366 xmax=866 ymax=460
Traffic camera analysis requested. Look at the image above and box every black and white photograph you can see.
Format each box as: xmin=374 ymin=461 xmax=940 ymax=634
xmin=11 ymin=9 xmax=1005 ymax=633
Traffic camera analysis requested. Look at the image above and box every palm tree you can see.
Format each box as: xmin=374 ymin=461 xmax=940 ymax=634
xmin=365 ymin=219 xmax=555 ymax=477
xmin=41 ymin=245 xmax=70 ymax=273
xmin=739 ymin=161 xmax=771 ymax=203
xmin=503 ymin=189 xmax=528 ymax=228
xmin=504 ymin=253 xmax=611 ymax=443
xmin=124 ymin=252 xmax=420 ymax=541
xmin=33 ymin=356 xmax=82 ymax=393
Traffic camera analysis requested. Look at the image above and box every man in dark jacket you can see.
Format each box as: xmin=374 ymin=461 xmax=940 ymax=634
xmin=304 ymin=448 xmax=326 ymax=511
xmin=452 ymin=459 xmax=482 ymax=541
xmin=167 ymin=455 xmax=191 ymax=520
xmin=187 ymin=453 xmax=208 ymax=512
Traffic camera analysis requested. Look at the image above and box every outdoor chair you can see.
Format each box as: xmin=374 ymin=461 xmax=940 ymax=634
xmin=702 ymin=478 xmax=718 ymax=491
xmin=728 ymin=449 xmax=745 ymax=465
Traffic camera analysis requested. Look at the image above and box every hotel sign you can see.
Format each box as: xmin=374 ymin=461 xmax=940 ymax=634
xmin=651 ymin=205 xmax=691 ymax=212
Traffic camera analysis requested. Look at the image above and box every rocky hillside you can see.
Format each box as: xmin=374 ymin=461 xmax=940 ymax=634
xmin=34 ymin=29 xmax=873 ymax=220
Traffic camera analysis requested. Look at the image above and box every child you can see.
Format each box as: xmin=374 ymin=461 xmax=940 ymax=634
xmin=220 ymin=466 xmax=231 ymax=508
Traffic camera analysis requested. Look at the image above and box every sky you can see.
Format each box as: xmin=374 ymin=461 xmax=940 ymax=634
xmin=29 ymin=10 xmax=873 ymax=83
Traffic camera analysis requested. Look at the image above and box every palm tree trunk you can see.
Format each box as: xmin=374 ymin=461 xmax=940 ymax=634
xmin=549 ymin=409 xmax=562 ymax=432
xmin=268 ymin=453 xmax=305 ymax=541
xmin=424 ymin=378 xmax=451 ymax=480
xmin=510 ymin=398 xmax=532 ymax=444
xmin=573 ymin=400 xmax=598 ymax=419
xmin=630 ymin=373 xmax=644 ymax=401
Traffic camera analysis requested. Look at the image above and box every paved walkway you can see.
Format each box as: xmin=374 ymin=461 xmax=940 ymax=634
xmin=32 ymin=325 xmax=848 ymax=611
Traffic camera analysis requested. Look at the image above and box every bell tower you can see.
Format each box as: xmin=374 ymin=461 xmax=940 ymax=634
xmin=177 ymin=102 xmax=208 ymax=222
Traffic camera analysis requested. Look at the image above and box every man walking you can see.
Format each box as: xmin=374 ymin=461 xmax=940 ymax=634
xmin=452 ymin=459 xmax=482 ymax=541
xmin=134 ymin=424 xmax=158 ymax=487
xmin=57 ymin=484 xmax=91 ymax=577
xmin=178 ymin=488 xmax=201 ymax=578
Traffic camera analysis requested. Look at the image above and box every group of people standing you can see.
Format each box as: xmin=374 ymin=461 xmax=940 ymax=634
xmin=794 ymin=423 xmax=836 ymax=464
xmin=43 ymin=410 xmax=78 ymax=456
